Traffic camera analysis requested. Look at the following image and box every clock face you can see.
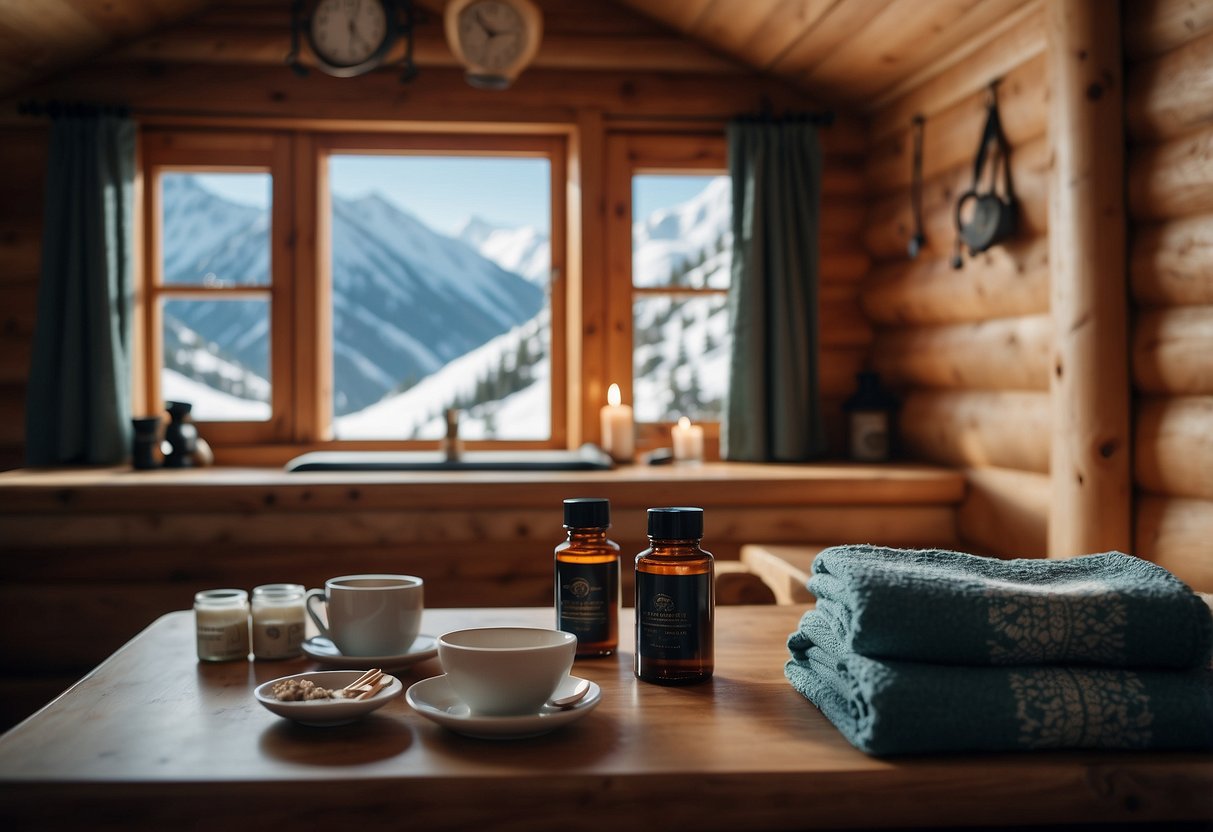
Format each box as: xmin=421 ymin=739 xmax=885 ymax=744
xmin=456 ymin=1 xmax=530 ymax=73
xmin=309 ymin=0 xmax=390 ymax=69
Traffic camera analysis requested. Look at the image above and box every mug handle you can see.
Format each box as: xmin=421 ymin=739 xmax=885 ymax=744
xmin=304 ymin=588 xmax=331 ymax=640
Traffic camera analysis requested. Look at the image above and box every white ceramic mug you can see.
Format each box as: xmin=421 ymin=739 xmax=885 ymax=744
xmin=305 ymin=574 xmax=423 ymax=657
xmin=438 ymin=627 xmax=576 ymax=716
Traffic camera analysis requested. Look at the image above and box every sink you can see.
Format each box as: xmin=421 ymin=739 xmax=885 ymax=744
xmin=284 ymin=445 xmax=614 ymax=472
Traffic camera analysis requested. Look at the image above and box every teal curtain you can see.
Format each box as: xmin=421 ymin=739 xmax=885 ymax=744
xmin=25 ymin=113 xmax=135 ymax=466
xmin=723 ymin=119 xmax=826 ymax=461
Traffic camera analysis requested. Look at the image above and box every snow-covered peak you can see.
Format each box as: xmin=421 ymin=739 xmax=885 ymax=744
xmin=633 ymin=175 xmax=731 ymax=289
xmin=457 ymin=215 xmax=550 ymax=286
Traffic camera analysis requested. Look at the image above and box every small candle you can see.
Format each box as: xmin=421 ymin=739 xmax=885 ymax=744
xmin=600 ymin=383 xmax=635 ymax=463
xmin=671 ymin=416 xmax=704 ymax=463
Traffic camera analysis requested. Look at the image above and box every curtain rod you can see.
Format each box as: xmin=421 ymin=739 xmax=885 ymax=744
xmin=18 ymin=100 xmax=130 ymax=118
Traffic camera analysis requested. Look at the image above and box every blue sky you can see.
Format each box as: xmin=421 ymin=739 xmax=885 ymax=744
xmin=193 ymin=163 xmax=718 ymax=236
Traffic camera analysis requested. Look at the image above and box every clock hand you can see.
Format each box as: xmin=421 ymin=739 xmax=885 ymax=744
xmin=475 ymin=9 xmax=499 ymax=38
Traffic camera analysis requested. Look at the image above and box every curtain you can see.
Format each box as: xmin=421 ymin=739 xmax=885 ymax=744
xmin=723 ymin=119 xmax=826 ymax=461
xmin=25 ymin=112 xmax=136 ymax=466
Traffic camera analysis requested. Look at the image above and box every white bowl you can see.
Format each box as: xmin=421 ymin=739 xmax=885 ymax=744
xmin=437 ymin=627 xmax=576 ymax=716
xmin=254 ymin=670 xmax=402 ymax=726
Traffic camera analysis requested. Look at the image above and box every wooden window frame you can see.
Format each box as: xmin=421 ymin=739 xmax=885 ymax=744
xmin=138 ymin=127 xmax=570 ymax=458
xmin=140 ymin=130 xmax=296 ymax=446
xmin=604 ymin=132 xmax=728 ymax=456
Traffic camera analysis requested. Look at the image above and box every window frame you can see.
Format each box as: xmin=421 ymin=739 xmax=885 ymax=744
xmin=604 ymin=132 xmax=729 ymax=455
xmin=140 ymin=130 xmax=296 ymax=446
xmin=309 ymin=131 xmax=569 ymax=448
xmin=138 ymin=127 xmax=569 ymax=454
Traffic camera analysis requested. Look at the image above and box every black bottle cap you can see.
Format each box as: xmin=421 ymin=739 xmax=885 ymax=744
xmin=647 ymin=507 xmax=704 ymax=540
xmin=564 ymin=497 xmax=610 ymax=528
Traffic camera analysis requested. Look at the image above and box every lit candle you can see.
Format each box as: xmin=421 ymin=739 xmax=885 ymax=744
xmin=600 ymin=383 xmax=634 ymax=463
xmin=671 ymin=416 xmax=704 ymax=464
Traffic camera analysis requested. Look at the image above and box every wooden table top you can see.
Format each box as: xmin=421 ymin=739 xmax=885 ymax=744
xmin=0 ymin=606 xmax=1209 ymax=831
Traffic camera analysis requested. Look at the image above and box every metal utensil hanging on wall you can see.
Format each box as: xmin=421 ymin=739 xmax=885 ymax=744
xmin=908 ymin=114 xmax=926 ymax=259
xmin=951 ymin=82 xmax=1018 ymax=269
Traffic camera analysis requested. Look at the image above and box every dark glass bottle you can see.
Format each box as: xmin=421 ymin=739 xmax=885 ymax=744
xmin=163 ymin=401 xmax=198 ymax=468
xmin=634 ymin=507 xmax=714 ymax=685
xmin=555 ymin=497 xmax=620 ymax=657
xmin=843 ymin=372 xmax=897 ymax=462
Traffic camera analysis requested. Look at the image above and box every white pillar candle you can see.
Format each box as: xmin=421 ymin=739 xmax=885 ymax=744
xmin=600 ymin=383 xmax=635 ymax=463
xmin=671 ymin=416 xmax=705 ymax=463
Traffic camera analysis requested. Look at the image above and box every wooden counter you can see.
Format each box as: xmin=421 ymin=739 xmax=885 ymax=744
xmin=0 ymin=606 xmax=1208 ymax=831
xmin=0 ymin=462 xmax=964 ymax=730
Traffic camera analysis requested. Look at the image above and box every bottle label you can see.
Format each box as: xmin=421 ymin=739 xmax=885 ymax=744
xmin=636 ymin=572 xmax=711 ymax=660
xmin=557 ymin=560 xmax=617 ymax=644
xmin=850 ymin=411 xmax=889 ymax=461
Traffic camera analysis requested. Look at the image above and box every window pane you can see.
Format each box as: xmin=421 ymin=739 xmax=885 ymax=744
xmin=326 ymin=154 xmax=552 ymax=440
xmin=160 ymin=172 xmax=271 ymax=287
xmin=632 ymin=175 xmax=731 ymax=289
xmin=633 ymin=294 xmax=730 ymax=424
xmin=162 ymin=298 xmax=271 ymax=422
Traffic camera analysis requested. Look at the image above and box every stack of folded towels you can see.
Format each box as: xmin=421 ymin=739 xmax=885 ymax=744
xmin=785 ymin=545 xmax=1213 ymax=755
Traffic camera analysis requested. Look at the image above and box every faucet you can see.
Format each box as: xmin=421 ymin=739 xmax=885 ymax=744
xmin=441 ymin=408 xmax=463 ymax=462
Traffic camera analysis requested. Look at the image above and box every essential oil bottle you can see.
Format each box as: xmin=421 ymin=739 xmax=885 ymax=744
xmin=634 ymin=506 xmax=714 ymax=684
xmin=555 ymin=497 xmax=621 ymax=657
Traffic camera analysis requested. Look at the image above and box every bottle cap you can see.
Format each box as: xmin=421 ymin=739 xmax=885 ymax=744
xmin=647 ymin=507 xmax=704 ymax=539
xmin=564 ymin=497 xmax=610 ymax=528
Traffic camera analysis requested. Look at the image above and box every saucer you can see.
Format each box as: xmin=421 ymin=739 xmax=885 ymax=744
xmin=302 ymin=634 xmax=438 ymax=671
xmin=406 ymin=674 xmax=601 ymax=740
xmin=255 ymin=670 xmax=402 ymax=727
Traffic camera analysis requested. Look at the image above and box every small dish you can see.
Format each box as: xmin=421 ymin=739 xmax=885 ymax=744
xmin=255 ymin=670 xmax=402 ymax=727
xmin=302 ymin=634 xmax=438 ymax=671
xmin=406 ymin=674 xmax=601 ymax=740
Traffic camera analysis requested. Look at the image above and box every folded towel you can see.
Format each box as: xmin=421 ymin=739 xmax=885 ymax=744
xmin=806 ymin=546 xmax=1213 ymax=669
xmin=787 ymin=622 xmax=1213 ymax=755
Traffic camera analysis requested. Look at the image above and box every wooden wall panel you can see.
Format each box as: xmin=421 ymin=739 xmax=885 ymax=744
xmin=861 ymin=11 xmax=1050 ymax=558
xmin=1127 ymin=0 xmax=1213 ymax=590
xmin=957 ymin=466 xmax=1050 ymax=558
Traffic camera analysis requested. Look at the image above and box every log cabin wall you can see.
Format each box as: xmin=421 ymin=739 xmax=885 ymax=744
xmin=1124 ymin=0 xmax=1213 ymax=592
xmin=860 ymin=2 xmax=1051 ymax=559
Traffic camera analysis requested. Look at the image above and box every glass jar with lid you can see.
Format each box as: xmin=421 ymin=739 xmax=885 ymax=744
xmin=194 ymin=589 xmax=250 ymax=662
xmin=251 ymin=583 xmax=307 ymax=660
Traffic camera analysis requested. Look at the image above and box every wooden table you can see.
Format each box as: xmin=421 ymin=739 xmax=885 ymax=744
xmin=0 ymin=607 xmax=1209 ymax=831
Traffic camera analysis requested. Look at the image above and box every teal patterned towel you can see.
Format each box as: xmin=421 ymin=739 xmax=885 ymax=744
xmin=806 ymin=546 xmax=1213 ymax=669
xmin=786 ymin=625 xmax=1213 ymax=756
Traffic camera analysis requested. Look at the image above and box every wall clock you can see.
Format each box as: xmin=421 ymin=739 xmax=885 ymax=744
xmin=444 ymin=0 xmax=543 ymax=90
xmin=288 ymin=0 xmax=417 ymax=80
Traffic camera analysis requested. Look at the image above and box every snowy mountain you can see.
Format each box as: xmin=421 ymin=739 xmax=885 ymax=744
xmin=633 ymin=176 xmax=731 ymax=288
xmin=456 ymin=216 xmax=550 ymax=286
xmin=162 ymin=178 xmax=544 ymax=417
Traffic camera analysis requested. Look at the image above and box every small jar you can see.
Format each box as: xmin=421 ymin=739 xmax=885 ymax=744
xmin=251 ymin=583 xmax=306 ymax=660
xmin=194 ymin=589 xmax=250 ymax=662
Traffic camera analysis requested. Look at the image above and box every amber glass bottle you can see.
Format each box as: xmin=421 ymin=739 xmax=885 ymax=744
xmin=634 ymin=507 xmax=714 ymax=684
xmin=555 ymin=497 xmax=621 ymax=657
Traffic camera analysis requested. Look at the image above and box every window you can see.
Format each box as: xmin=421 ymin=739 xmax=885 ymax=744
xmin=606 ymin=134 xmax=730 ymax=453
xmin=141 ymin=132 xmax=294 ymax=445
xmin=319 ymin=138 xmax=560 ymax=442
xmin=140 ymin=129 xmax=565 ymax=452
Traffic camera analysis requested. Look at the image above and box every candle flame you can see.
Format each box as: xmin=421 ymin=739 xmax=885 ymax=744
xmin=607 ymin=383 xmax=621 ymax=407
xmin=678 ymin=416 xmax=691 ymax=429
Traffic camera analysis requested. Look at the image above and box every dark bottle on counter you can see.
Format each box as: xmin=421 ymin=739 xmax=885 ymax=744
xmin=163 ymin=401 xmax=198 ymax=468
xmin=635 ymin=507 xmax=714 ymax=685
xmin=843 ymin=372 xmax=897 ymax=462
xmin=131 ymin=416 xmax=162 ymax=470
xmin=555 ymin=497 xmax=621 ymax=657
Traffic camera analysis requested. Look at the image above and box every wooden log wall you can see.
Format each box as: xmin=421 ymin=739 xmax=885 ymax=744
xmin=1124 ymin=0 xmax=1213 ymax=592
xmin=860 ymin=1 xmax=1051 ymax=558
